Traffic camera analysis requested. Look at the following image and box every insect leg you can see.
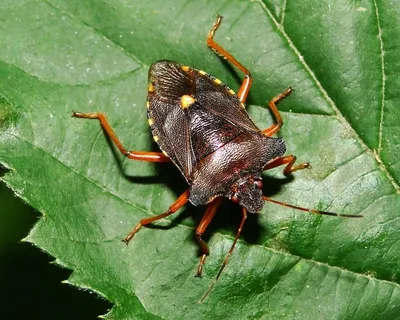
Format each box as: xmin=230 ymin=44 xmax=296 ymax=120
xmin=263 ymin=157 xmax=362 ymax=218
xmin=72 ymin=112 xmax=170 ymax=162
xmin=195 ymin=197 xmax=223 ymax=277
xmin=263 ymin=196 xmax=363 ymax=218
xmin=200 ymin=207 xmax=247 ymax=302
xmin=123 ymin=189 xmax=190 ymax=244
xmin=264 ymin=155 xmax=310 ymax=175
xmin=207 ymin=15 xmax=252 ymax=104
xmin=216 ymin=207 xmax=247 ymax=280
xmin=262 ymin=87 xmax=293 ymax=136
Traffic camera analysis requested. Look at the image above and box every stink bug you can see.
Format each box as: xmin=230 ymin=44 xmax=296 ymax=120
xmin=73 ymin=15 xmax=362 ymax=296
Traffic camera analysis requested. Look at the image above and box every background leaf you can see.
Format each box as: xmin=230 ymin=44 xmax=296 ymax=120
xmin=1 ymin=0 xmax=399 ymax=319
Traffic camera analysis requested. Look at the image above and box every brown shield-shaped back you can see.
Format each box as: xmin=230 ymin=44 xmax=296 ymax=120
xmin=146 ymin=60 xmax=260 ymax=182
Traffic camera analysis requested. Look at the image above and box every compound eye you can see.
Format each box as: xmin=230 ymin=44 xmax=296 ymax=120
xmin=231 ymin=194 xmax=239 ymax=203
xmin=254 ymin=180 xmax=263 ymax=189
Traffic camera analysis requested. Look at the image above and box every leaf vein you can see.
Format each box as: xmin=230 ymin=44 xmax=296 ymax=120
xmin=280 ymin=0 xmax=288 ymax=25
xmin=373 ymin=0 xmax=386 ymax=156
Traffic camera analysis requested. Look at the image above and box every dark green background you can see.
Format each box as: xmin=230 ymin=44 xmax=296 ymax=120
xmin=0 ymin=171 xmax=110 ymax=319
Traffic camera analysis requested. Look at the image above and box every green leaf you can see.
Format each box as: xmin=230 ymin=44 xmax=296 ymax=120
xmin=1 ymin=0 xmax=399 ymax=319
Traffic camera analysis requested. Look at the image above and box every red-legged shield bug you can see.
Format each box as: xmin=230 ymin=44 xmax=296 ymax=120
xmin=73 ymin=15 xmax=362 ymax=301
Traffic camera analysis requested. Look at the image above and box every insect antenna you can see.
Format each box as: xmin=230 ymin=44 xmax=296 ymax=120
xmin=199 ymin=207 xmax=248 ymax=303
xmin=263 ymin=196 xmax=363 ymax=218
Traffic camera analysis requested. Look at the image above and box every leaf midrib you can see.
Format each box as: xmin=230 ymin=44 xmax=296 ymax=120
xmin=372 ymin=0 xmax=386 ymax=155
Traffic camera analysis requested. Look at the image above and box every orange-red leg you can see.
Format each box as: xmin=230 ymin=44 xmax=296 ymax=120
xmin=200 ymin=207 xmax=248 ymax=302
xmin=264 ymin=155 xmax=310 ymax=176
xmin=123 ymin=189 xmax=190 ymax=244
xmin=207 ymin=15 xmax=252 ymax=103
xmin=262 ymin=87 xmax=293 ymax=136
xmin=195 ymin=197 xmax=223 ymax=277
xmin=73 ymin=112 xmax=170 ymax=162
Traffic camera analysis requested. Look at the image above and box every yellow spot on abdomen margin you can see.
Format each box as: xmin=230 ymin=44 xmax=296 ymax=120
xmin=213 ymin=78 xmax=222 ymax=85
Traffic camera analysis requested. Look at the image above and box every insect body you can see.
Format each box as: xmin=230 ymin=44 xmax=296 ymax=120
xmin=147 ymin=59 xmax=286 ymax=213
xmin=73 ymin=15 xmax=361 ymax=296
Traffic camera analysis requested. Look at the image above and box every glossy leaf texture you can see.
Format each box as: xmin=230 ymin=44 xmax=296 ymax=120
xmin=0 ymin=0 xmax=399 ymax=319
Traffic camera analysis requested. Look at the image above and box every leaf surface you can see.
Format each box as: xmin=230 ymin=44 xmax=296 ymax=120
xmin=0 ymin=0 xmax=399 ymax=319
